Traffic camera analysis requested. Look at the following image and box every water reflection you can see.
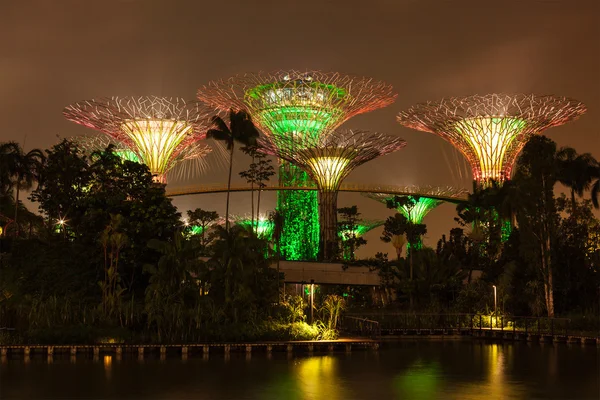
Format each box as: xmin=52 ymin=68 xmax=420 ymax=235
xmin=0 ymin=342 xmax=597 ymax=400
xmin=394 ymin=360 xmax=440 ymax=400
xmin=451 ymin=343 xmax=523 ymax=399
xmin=295 ymin=356 xmax=349 ymax=400
xmin=104 ymin=355 xmax=112 ymax=381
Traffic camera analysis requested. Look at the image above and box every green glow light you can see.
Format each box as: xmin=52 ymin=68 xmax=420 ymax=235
xmin=260 ymin=107 xmax=338 ymax=140
xmin=114 ymin=150 xmax=140 ymax=163
xmin=246 ymin=79 xmax=352 ymax=261
xmin=338 ymin=223 xmax=382 ymax=239
xmin=277 ymin=164 xmax=320 ymax=261
xmin=396 ymin=196 xmax=444 ymax=225
xmin=188 ymin=226 xmax=204 ymax=236
xmin=236 ymin=217 xmax=275 ymax=241
xmin=246 ymin=80 xmax=348 ymax=141
xmin=394 ymin=361 xmax=440 ymax=400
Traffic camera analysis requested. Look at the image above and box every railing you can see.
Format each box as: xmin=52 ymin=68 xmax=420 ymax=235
xmin=471 ymin=315 xmax=572 ymax=336
xmin=166 ymin=182 xmax=468 ymax=202
xmin=341 ymin=316 xmax=381 ymax=339
xmin=344 ymin=312 xmax=594 ymax=337
xmin=346 ymin=312 xmax=473 ymax=334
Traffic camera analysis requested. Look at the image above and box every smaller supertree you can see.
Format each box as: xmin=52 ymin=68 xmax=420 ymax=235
xmin=233 ymin=213 xmax=275 ymax=241
xmin=338 ymin=216 xmax=384 ymax=261
xmin=64 ymin=96 xmax=212 ymax=183
xmin=261 ymin=130 xmax=406 ymax=260
xmin=364 ymin=186 xmax=468 ymax=224
xmin=338 ymin=220 xmax=385 ymax=238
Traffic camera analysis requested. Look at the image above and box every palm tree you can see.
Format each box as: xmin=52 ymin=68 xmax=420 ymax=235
xmin=0 ymin=142 xmax=19 ymax=198
xmin=2 ymin=142 xmax=45 ymax=236
xmin=590 ymin=162 xmax=600 ymax=209
xmin=556 ymin=147 xmax=597 ymax=209
xmin=207 ymin=109 xmax=260 ymax=231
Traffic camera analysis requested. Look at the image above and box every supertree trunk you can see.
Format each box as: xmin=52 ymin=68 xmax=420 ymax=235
xmin=277 ymin=162 xmax=319 ymax=261
xmin=318 ymin=190 xmax=339 ymax=261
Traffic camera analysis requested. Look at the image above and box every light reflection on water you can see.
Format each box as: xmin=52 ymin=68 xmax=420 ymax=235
xmin=0 ymin=341 xmax=598 ymax=400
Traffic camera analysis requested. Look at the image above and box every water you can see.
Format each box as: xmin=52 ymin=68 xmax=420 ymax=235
xmin=1 ymin=341 xmax=598 ymax=399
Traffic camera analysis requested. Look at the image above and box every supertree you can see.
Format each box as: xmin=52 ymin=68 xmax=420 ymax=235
xmin=364 ymin=186 xmax=468 ymax=224
xmin=397 ymin=94 xmax=586 ymax=187
xmin=198 ymin=70 xmax=396 ymax=261
xmin=261 ymin=129 xmax=406 ymax=260
xmin=63 ymin=96 xmax=212 ymax=184
xmin=338 ymin=219 xmax=384 ymax=260
xmin=365 ymin=186 xmax=468 ymax=249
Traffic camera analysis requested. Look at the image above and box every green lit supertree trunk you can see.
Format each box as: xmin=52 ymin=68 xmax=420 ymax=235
xmin=277 ymin=162 xmax=319 ymax=261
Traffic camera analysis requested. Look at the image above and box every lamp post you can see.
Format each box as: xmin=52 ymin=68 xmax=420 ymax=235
xmin=58 ymin=219 xmax=66 ymax=240
xmin=493 ymin=284 xmax=497 ymax=317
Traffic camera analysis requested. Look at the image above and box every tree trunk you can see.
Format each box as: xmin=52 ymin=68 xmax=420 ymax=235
xmin=13 ymin=181 xmax=20 ymax=237
xmin=318 ymin=190 xmax=338 ymax=261
xmin=250 ymin=160 xmax=255 ymax=232
xmin=225 ymin=144 xmax=234 ymax=231
xmin=256 ymin=188 xmax=262 ymax=236
xmin=546 ymin=238 xmax=555 ymax=317
xmin=276 ymin=238 xmax=281 ymax=303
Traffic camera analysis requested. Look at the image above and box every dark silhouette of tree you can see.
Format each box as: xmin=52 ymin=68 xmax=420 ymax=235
xmin=240 ymin=145 xmax=275 ymax=234
xmin=1 ymin=142 xmax=44 ymax=236
xmin=381 ymin=212 xmax=427 ymax=281
xmin=269 ymin=210 xmax=284 ymax=297
xmin=337 ymin=205 xmax=367 ymax=261
xmin=186 ymin=208 xmax=219 ymax=247
xmin=513 ymin=135 xmax=559 ymax=317
xmin=207 ymin=109 xmax=260 ymax=231
xmin=556 ymin=146 xmax=597 ymax=209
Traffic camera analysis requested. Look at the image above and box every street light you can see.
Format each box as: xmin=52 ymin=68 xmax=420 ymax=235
xmin=492 ymin=285 xmax=497 ymax=316
xmin=57 ymin=218 xmax=67 ymax=239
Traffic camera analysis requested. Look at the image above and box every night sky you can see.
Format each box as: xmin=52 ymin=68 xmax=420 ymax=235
xmin=1 ymin=0 xmax=598 ymax=257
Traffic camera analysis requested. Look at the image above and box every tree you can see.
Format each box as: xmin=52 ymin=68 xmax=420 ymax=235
xmin=144 ymin=232 xmax=206 ymax=342
xmin=337 ymin=206 xmax=367 ymax=261
xmin=1 ymin=142 xmax=45 ymax=236
xmin=382 ymin=196 xmax=428 ymax=280
xmin=269 ymin=210 xmax=284 ymax=297
xmin=99 ymin=214 xmax=128 ymax=320
xmin=253 ymin=151 xmax=275 ymax=233
xmin=186 ymin=208 xmax=219 ymax=247
xmin=206 ymin=225 xmax=277 ymax=321
xmin=239 ymin=146 xmax=275 ymax=234
xmin=31 ymin=140 xmax=181 ymax=295
xmin=556 ymin=147 xmax=597 ymax=209
xmin=207 ymin=109 xmax=260 ymax=231
xmin=513 ymin=135 xmax=559 ymax=317
xmin=239 ymin=146 xmax=258 ymax=229
xmin=30 ymin=140 xmax=91 ymax=235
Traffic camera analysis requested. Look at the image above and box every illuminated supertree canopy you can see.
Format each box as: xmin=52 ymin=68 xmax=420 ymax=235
xmin=364 ymin=186 xmax=468 ymax=224
xmin=198 ymin=70 xmax=396 ymax=261
xmin=63 ymin=96 xmax=212 ymax=184
xmin=197 ymin=70 xmax=396 ymax=141
xmin=262 ymin=129 xmax=406 ymax=260
xmin=397 ymin=94 xmax=586 ymax=185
